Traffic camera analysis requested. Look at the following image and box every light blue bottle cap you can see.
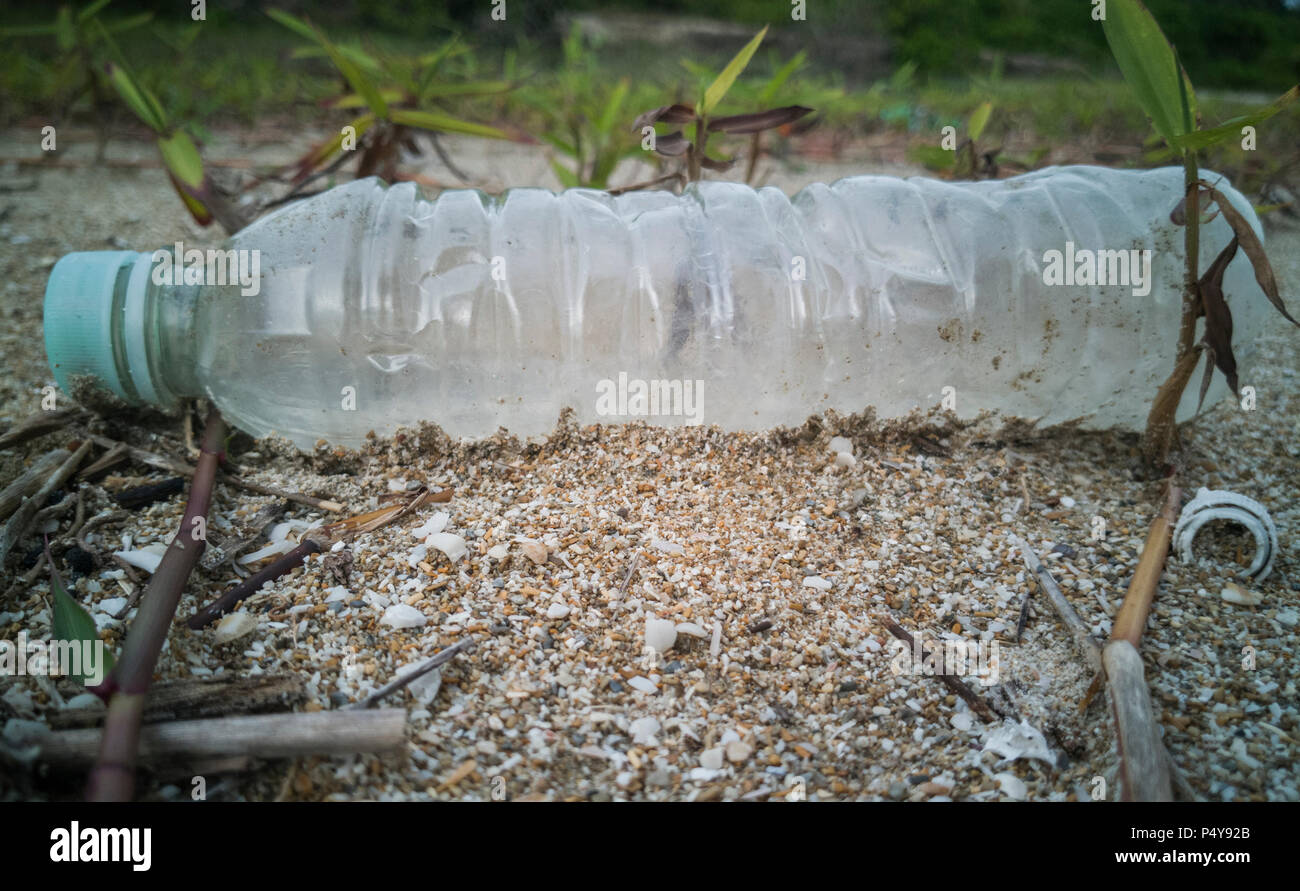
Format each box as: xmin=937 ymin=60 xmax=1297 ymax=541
xmin=44 ymin=251 xmax=163 ymax=406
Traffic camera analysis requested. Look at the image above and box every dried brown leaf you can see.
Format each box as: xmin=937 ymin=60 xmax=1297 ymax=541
xmin=632 ymin=104 xmax=696 ymax=132
xmin=652 ymin=131 xmax=691 ymax=157
xmin=1202 ymin=181 xmax=1299 ymax=326
xmin=1198 ymin=234 xmax=1240 ymax=403
xmin=706 ymin=105 xmax=813 ymax=134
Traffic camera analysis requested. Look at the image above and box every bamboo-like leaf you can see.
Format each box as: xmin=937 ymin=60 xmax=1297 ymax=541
xmin=759 ymin=50 xmax=806 ymax=106
xmin=325 ymin=88 xmax=406 ymax=110
xmin=268 ymin=8 xmax=387 ymax=118
xmin=77 ymin=0 xmax=113 ymax=22
xmin=158 ymin=130 xmax=204 ymax=188
xmin=292 ymin=112 xmax=375 ymax=181
xmin=1203 ymin=182 xmax=1299 ymax=326
xmin=47 ymin=538 xmax=115 ymax=686
xmin=389 ymin=108 xmax=508 ymax=140
xmin=165 ymin=170 xmax=213 ymax=226
xmin=598 ymin=79 xmax=630 ymax=136
xmin=421 ymin=80 xmax=514 ymax=99
xmin=1100 ymin=0 xmax=1195 ymax=146
xmin=968 ymin=101 xmax=993 ymax=142
xmin=708 ymin=105 xmax=813 ymax=135
xmin=701 ymin=26 xmax=768 ymax=115
xmin=55 ymin=6 xmax=75 ymax=52
xmin=550 ymin=158 xmax=580 ymax=189
xmin=103 ymin=61 xmax=167 ymax=132
xmin=102 ymin=12 xmax=152 ymax=35
xmin=1169 ymin=86 xmax=1299 ymax=152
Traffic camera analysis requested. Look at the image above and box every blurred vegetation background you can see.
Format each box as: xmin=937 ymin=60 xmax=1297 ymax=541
xmin=1 ymin=0 xmax=1298 ymax=199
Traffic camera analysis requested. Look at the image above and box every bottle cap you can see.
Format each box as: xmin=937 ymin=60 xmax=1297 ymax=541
xmin=44 ymin=251 xmax=160 ymax=404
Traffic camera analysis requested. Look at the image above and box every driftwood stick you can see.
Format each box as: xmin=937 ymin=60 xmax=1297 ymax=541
xmin=0 ymin=441 xmax=91 ymax=566
xmin=1112 ymin=485 xmax=1181 ymax=647
xmin=0 ymin=450 xmax=68 ymax=522
xmin=1099 ymin=484 xmax=1182 ymax=802
xmin=880 ymin=616 xmax=998 ymax=723
xmin=220 ymin=472 xmax=344 ymax=513
xmin=0 ymin=409 xmax=86 ymax=450
xmin=1103 ymin=640 xmax=1173 ymax=801
xmin=13 ymin=708 xmax=408 ymax=768
xmin=49 ymin=674 xmax=306 ymax=730
xmin=1011 ymin=534 xmax=1102 ymax=673
xmin=351 ymin=639 xmax=475 ymax=710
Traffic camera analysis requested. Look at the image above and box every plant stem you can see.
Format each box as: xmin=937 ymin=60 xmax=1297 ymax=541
xmin=1141 ymin=152 xmax=1201 ymax=467
xmin=86 ymin=409 xmax=226 ymax=801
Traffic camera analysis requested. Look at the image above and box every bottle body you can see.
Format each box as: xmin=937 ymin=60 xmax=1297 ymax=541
xmin=51 ymin=166 xmax=1270 ymax=448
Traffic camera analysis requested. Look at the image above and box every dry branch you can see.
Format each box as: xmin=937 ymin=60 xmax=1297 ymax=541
xmin=14 ymin=708 xmax=407 ymax=769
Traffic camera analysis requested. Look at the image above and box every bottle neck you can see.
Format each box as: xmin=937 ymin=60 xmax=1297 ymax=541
xmin=117 ymin=252 xmax=203 ymax=407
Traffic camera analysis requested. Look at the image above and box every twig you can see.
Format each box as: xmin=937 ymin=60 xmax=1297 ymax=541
xmin=0 ymin=450 xmax=68 ymax=522
xmin=0 ymin=441 xmax=91 ymax=567
xmin=350 ymin=639 xmax=475 ymax=710
xmin=1103 ymin=640 xmax=1173 ymax=801
xmin=87 ymin=410 xmax=226 ymax=801
xmin=0 ymin=409 xmax=86 ymax=450
xmin=880 ymin=616 xmax=998 ymax=723
xmin=50 ymin=674 xmax=306 ymax=730
xmin=85 ymin=434 xmax=192 ymax=476
xmin=616 ymin=553 xmax=641 ymax=599
xmin=16 ymin=708 xmax=407 ymax=768
xmin=1010 ymin=534 xmax=1101 ymax=672
xmin=1104 ymin=484 xmax=1182 ymax=802
xmin=1111 ymin=484 xmax=1181 ymax=647
xmin=187 ymin=540 xmax=322 ymax=628
xmin=187 ymin=487 xmax=450 ymax=627
xmin=76 ymin=509 xmax=129 ymax=557
xmin=220 ymin=472 xmax=344 ymax=513
xmin=608 ymin=172 xmax=686 ymax=196
xmin=427 ymin=131 xmax=471 ymax=183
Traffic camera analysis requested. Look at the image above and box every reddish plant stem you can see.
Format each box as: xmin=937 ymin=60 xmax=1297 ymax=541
xmin=86 ymin=409 xmax=226 ymax=802
xmin=187 ymin=539 xmax=321 ymax=629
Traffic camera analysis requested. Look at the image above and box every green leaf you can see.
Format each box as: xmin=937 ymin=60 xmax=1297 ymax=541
xmin=326 ymin=88 xmax=406 ymax=110
xmin=158 ymin=129 xmax=203 ymax=188
xmin=550 ymin=158 xmax=581 ymax=189
xmin=420 ymin=80 xmax=513 ymax=99
xmin=907 ymin=144 xmax=956 ymax=172
xmin=1169 ymin=85 xmax=1299 ymax=151
xmin=104 ymin=61 xmax=167 ymax=132
xmin=389 ymin=108 xmax=508 ymax=140
xmin=759 ymin=49 xmax=806 ymax=106
xmin=294 ymin=111 xmax=376 ymax=178
xmin=1100 ymin=0 xmax=1195 ymax=147
xmin=0 ymin=23 xmax=59 ymax=37
xmin=701 ymin=26 xmax=768 ymax=116
xmin=102 ymin=12 xmax=154 ymax=35
xmin=77 ymin=0 xmax=113 ymax=21
xmin=268 ymin=8 xmax=387 ymax=117
xmin=597 ymin=79 xmax=629 ymax=136
xmin=47 ymin=540 xmax=115 ymax=686
xmin=967 ymin=101 xmax=993 ymax=142
xmin=55 ymin=6 xmax=75 ymax=52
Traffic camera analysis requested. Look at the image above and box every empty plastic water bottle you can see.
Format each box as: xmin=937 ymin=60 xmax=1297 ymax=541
xmin=43 ymin=165 xmax=1268 ymax=448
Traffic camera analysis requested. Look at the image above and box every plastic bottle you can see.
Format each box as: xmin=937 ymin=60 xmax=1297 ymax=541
xmin=43 ymin=165 xmax=1268 ymax=449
